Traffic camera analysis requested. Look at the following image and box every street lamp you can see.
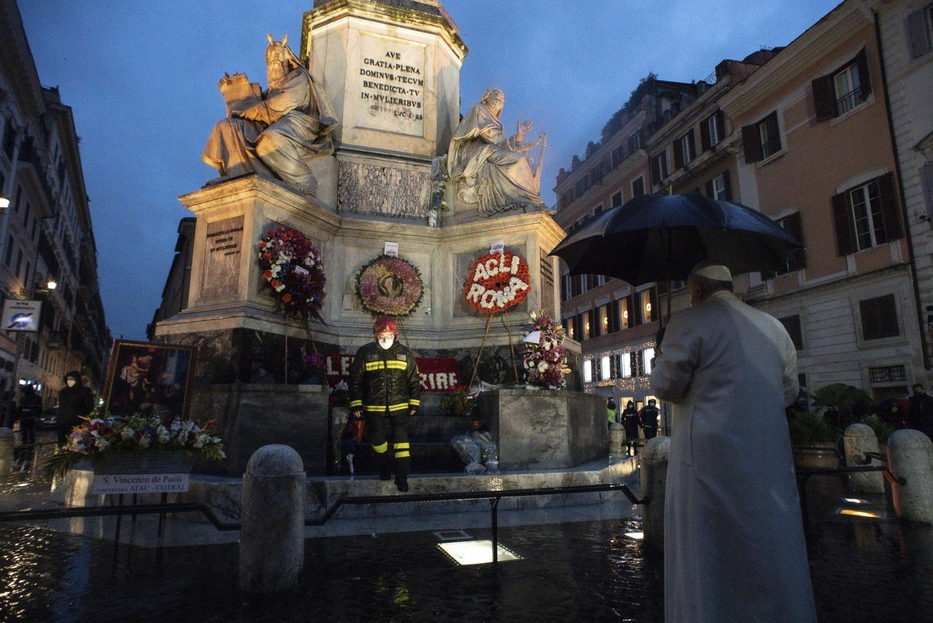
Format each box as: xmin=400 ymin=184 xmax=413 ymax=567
xmin=0 ymin=194 xmax=9 ymax=209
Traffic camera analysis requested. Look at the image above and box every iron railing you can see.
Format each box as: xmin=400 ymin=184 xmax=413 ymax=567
xmin=0 ymin=482 xmax=646 ymax=563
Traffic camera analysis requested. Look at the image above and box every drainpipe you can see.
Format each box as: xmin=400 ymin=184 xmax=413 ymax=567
xmin=874 ymin=12 xmax=930 ymax=370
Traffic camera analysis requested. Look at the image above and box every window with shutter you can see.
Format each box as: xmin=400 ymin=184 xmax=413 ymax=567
xmin=779 ymin=315 xmax=804 ymax=350
xmin=675 ymin=131 xmax=695 ymax=169
xmin=680 ymin=130 xmax=696 ymax=164
xmin=921 ymin=162 xmax=933 ymax=221
xmin=849 ymin=180 xmax=885 ymax=250
xmin=611 ymin=191 xmax=623 ymax=208
xmin=709 ymin=173 xmax=729 ymax=201
xmin=907 ymin=5 xmax=933 ymax=58
xmin=859 ymin=294 xmax=899 ymax=340
xmin=833 ymin=62 xmax=862 ymax=115
xmin=812 ymin=48 xmax=872 ymax=121
xmin=632 ymin=176 xmax=645 ymax=197
xmin=742 ymin=124 xmax=763 ymax=163
xmin=782 ymin=212 xmax=807 ymax=271
xmin=854 ymin=48 xmax=872 ymax=99
xmin=812 ymin=75 xmax=836 ymax=122
xmin=758 ymin=112 xmax=781 ymax=158
xmin=651 ymin=152 xmax=668 ymax=185
xmin=877 ymin=171 xmax=903 ymax=240
xmin=831 ymin=173 xmax=904 ymax=255
xmin=832 ymin=191 xmax=857 ymax=256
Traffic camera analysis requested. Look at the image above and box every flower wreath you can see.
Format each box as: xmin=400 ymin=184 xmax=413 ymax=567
xmin=522 ymin=311 xmax=567 ymax=389
xmin=257 ymin=226 xmax=327 ymax=322
xmin=356 ymin=255 xmax=424 ymax=317
xmin=463 ymin=250 xmax=531 ymax=314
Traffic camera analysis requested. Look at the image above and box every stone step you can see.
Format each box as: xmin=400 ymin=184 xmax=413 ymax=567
xmin=340 ymin=441 xmax=467 ymax=475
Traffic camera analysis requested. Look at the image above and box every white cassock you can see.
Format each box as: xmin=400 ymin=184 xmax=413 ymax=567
xmin=650 ymin=290 xmax=817 ymax=623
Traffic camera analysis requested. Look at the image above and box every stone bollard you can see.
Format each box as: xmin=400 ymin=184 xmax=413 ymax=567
xmin=240 ymin=444 xmax=306 ymax=592
xmin=887 ymin=429 xmax=933 ymax=523
xmin=0 ymin=428 xmax=13 ymax=477
xmin=640 ymin=436 xmax=670 ymax=552
xmin=843 ymin=423 xmax=884 ymax=494
xmin=609 ymin=422 xmax=626 ymax=455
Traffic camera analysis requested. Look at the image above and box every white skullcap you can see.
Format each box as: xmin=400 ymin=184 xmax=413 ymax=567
xmin=690 ymin=262 xmax=732 ymax=282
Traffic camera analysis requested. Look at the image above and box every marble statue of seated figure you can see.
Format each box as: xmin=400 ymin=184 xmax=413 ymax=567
xmin=202 ymin=35 xmax=338 ymax=195
xmin=448 ymin=88 xmax=547 ymax=215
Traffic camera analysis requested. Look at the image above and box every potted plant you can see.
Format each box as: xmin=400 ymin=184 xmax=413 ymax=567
xmin=787 ymin=409 xmax=841 ymax=469
xmin=43 ymin=413 xmax=226 ymax=481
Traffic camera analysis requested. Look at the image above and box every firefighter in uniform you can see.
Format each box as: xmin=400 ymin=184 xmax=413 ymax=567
xmin=349 ymin=316 xmax=421 ymax=492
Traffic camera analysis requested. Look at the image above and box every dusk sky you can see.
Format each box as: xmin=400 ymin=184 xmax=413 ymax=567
xmin=18 ymin=0 xmax=841 ymax=341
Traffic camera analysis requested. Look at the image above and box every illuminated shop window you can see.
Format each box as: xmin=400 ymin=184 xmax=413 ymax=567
xmin=619 ymin=352 xmax=632 ymax=378
xmin=642 ymin=347 xmax=655 ymax=375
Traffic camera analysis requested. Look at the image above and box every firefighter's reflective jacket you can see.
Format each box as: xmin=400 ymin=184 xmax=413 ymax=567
xmin=349 ymin=341 xmax=421 ymax=415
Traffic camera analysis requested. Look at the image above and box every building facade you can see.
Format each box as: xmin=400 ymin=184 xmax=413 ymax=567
xmin=726 ymin=1 xmax=923 ymax=400
xmin=874 ymin=0 xmax=933 ymax=372
xmin=553 ymin=0 xmax=932 ymax=415
xmin=552 ymin=78 xmax=700 ymax=412
xmin=0 ymin=0 xmax=110 ymax=407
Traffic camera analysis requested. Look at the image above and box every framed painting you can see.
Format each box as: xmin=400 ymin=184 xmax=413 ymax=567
xmin=101 ymin=340 xmax=197 ymax=420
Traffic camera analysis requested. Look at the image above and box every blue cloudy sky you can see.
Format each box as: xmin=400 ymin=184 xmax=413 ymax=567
xmin=18 ymin=0 xmax=841 ymax=341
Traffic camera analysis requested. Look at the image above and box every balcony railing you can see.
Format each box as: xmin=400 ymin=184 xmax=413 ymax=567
xmin=834 ymin=86 xmax=863 ymax=116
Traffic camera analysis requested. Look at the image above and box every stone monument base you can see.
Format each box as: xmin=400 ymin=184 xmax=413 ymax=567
xmin=476 ymin=388 xmax=608 ymax=470
xmin=191 ymin=383 xmax=330 ymax=477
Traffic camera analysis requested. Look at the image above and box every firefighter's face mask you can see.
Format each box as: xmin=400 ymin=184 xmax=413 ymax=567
xmin=376 ymin=331 xmax=396 ymax=350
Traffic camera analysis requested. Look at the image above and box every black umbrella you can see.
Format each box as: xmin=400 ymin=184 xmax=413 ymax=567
xmin=551 ymin=191 xmax=803 ymax=285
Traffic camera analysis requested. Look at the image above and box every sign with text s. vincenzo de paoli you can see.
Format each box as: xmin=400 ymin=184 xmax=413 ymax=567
xmin=2 ymin=300 xmax=41 ymax=332
xmin=93 ymin=472 xmax=190 ymax=495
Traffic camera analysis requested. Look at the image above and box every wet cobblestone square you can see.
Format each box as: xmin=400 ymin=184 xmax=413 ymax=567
xmin=1 ymin=472 xmax=932 ymax=622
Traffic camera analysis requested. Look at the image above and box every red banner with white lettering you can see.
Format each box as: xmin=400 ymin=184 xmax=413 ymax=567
xmin=324 ymin=354 xmax=461 ymax=393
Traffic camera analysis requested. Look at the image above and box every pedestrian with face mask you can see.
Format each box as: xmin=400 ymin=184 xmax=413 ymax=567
xmin=348 ymin=316 xmax=421 ymax=492
xmin=57 ymin=371 xmax=95 ymax=447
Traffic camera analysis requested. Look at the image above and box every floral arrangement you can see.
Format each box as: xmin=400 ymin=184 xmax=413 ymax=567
xmin=356 ymin=255 xmax=424 ymax=317
xmin=430 ymin=155 xmax=449 ymax=213
xmin=304 ymin=352 xmax=327 ymax=382
xmin=330 ymin=380 xmax=350 ymax=407
xmin=463 ymin=251 xmax=531 ymax=314
xmin=43 ymin=413 xmax=226 ymax=481
xmin=441 ymin=387 xmax=477 ymax=417
xmin=522 ymin=311 xmax=568 ymax=390
xmin=258 ymin=226 xmax=327 ymax=322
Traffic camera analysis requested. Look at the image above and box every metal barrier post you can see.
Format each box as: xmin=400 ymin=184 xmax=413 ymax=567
xmin=491 ymin=496 xmax=500 ymax=563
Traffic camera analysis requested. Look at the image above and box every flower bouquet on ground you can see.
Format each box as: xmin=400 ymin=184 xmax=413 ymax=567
xmin=522 ymin=311 xmax=568 ymax=390
xmin=441 ymin=387 xmax=476 ymax=417
xmin=43 ymin=413 xmax=226 ymax=482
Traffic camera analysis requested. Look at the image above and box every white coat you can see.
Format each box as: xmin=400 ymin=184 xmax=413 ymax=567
xmin=650 ymin=290 xmax=816 ymax=623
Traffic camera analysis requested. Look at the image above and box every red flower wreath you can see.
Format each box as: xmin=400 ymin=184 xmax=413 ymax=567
xmin=257 ymin=227 xmax=326 ymax=322
xmin=463 ymin=251 xmax=532 ymax=314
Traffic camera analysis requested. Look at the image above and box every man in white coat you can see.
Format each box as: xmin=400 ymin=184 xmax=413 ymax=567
xmin=650 ymin=262 xmax=816 ymax=623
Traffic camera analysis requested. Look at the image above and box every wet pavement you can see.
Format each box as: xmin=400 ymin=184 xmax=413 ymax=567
xmin=1 ymin=465 xmax=932 ymax=622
